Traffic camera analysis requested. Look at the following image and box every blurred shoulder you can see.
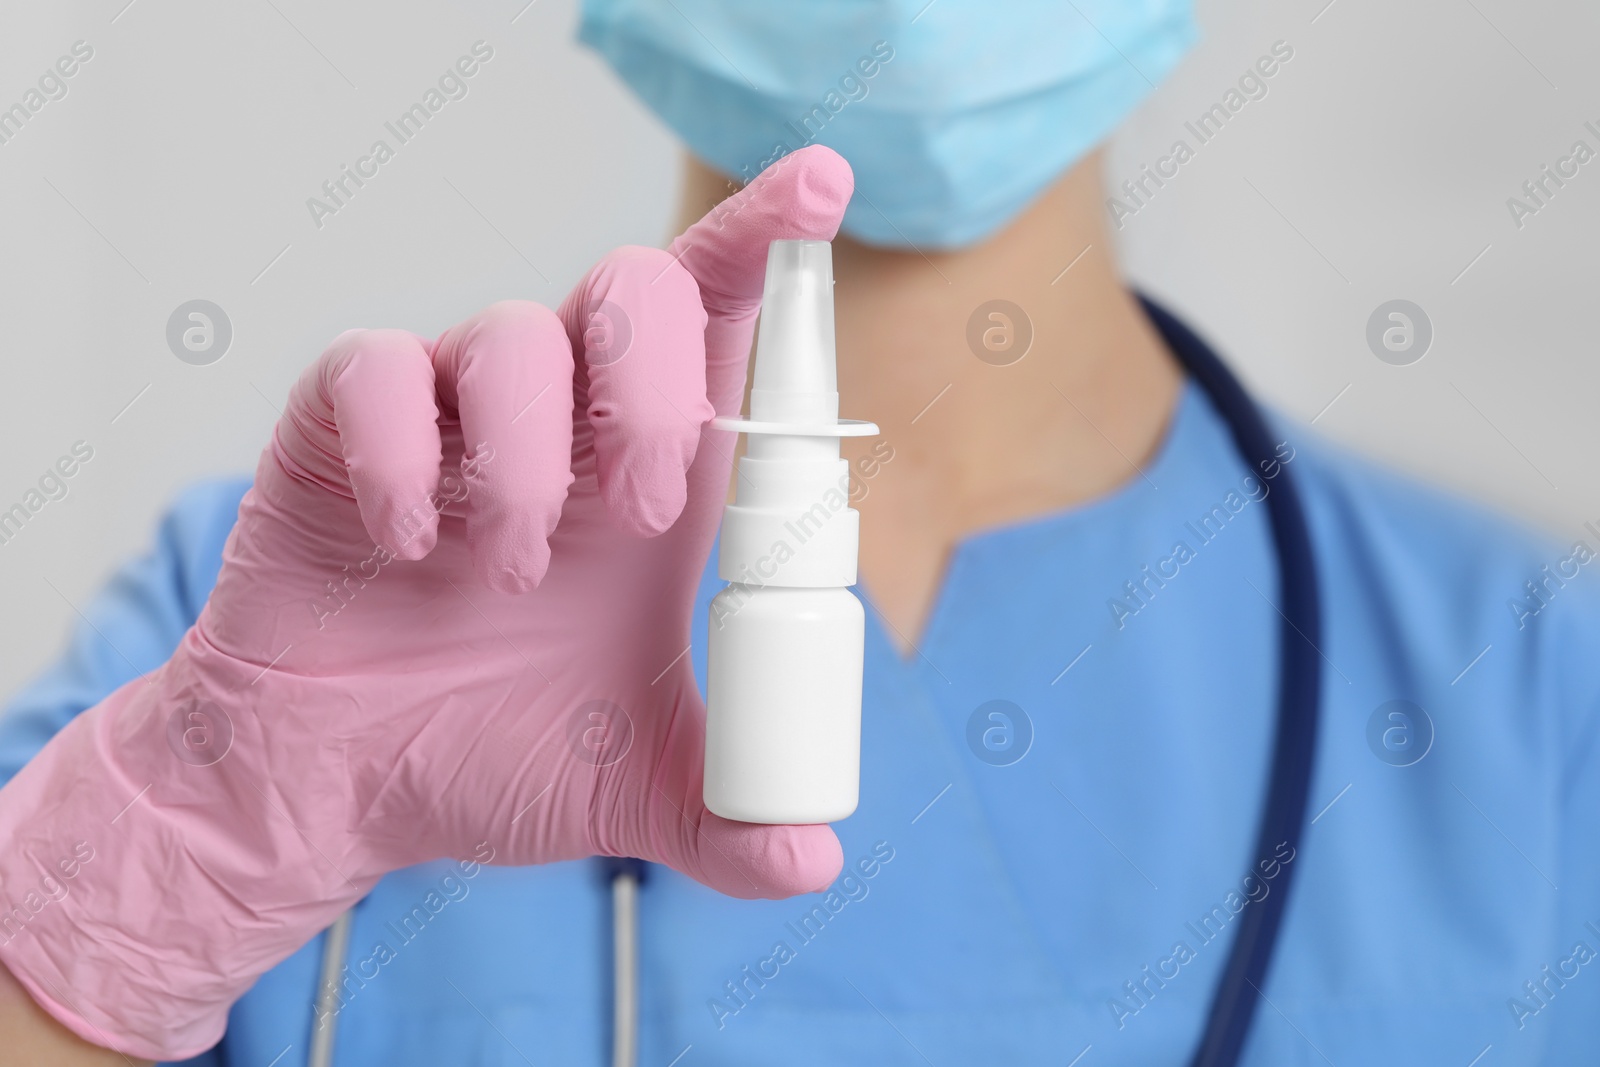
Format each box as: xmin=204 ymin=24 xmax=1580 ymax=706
xmin=1274 ymin=414 xmax=1600 ymax=676
xmin=1282 ymin=418 xmax=1575 ymax=580
xmin=158 ymin=476 xmax=253 ymax=614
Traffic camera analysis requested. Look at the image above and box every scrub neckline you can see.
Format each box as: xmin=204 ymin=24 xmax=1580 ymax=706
xmin=859 ymin=377 xmax=1203 ymax=663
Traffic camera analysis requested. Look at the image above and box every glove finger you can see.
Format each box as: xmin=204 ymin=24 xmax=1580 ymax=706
xmin=667 ymin=144 xmax=855 ymax=415
xmin=317 ymin=329 xmax=445 ymax=560
xmin=560 ymin=245 xmax=710 ymax=537
xmin=431 ymin=300 xmax=577 ymax=592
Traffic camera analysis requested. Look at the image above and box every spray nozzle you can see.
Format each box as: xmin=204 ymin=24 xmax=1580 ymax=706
xmin=712 ymin=240 xmax=877 ymax=440
xmin=750 ymin=240 xmax=838 ymax=424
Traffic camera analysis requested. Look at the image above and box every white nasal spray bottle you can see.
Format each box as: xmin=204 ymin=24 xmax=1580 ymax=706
xmin=705 ymin=240 xmax=879 ymax=825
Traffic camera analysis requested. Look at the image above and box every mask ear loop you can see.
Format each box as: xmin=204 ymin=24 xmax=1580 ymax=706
xmin=1135 ymin=295 xmax=1324 ymax=1067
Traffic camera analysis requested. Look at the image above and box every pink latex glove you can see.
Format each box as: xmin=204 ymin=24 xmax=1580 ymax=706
xmin=0 ymin=145 xmax=854 ymax=1061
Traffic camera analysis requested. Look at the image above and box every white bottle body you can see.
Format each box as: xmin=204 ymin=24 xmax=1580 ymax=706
xmin=705 ymin=584 xmax=865 ymax=824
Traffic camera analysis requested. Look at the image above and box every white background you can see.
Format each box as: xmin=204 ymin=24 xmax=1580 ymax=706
xmin=1 ymin=0 xmax=1595 ymax=698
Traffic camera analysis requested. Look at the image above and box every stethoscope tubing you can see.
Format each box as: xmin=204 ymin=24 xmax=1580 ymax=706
xmin=307 ymin=863 xmax=646 ymax=1067
xmin=1138 ymin=297 xmax=1323 ymax=1067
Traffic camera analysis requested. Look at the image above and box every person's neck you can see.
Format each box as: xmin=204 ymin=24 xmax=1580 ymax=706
xmin=679 ymin=153 xmax=1182 ymax=652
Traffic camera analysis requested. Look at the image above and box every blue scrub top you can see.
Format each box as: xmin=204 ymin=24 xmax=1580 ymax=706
xmin=5 ymin=371 xmax=1600 ymax=1066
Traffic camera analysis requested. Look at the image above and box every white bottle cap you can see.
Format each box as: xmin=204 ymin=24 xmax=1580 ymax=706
xmin=712 ymin=241 xmax=878 ymax=588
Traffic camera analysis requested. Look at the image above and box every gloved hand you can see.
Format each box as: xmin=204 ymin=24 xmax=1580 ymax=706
xmin=0 ymin=145 xmax=854 ymax=1061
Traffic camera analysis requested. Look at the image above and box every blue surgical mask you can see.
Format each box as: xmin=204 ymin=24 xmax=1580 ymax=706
xmin=579 ymin=0 xmax=1196 ymax=249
